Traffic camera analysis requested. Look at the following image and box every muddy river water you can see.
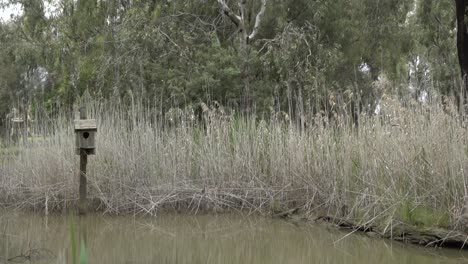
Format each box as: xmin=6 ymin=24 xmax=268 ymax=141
xmin=0 ymin=211 xmax=467 ymax=263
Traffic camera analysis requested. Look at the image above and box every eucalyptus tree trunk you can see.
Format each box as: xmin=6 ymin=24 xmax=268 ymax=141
xmin=216 ymin=0 xmax=267 ymax=112
xmin=455 ymin=0 xmax=468 ymax=112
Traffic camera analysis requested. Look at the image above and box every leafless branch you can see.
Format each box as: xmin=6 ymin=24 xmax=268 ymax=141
xmin=157 ymin=28 xmax=182 ymax=50
xmin=216 ymin=0 xmax=241 ymax=27
xmin=248 ymin=0 xmax=267 ymax=41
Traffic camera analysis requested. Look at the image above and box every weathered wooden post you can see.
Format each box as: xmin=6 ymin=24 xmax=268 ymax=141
xmin=74 ymin=107 xmax=97 ymax=215
xmin=11 ymin=117 xmax=24 ymax=144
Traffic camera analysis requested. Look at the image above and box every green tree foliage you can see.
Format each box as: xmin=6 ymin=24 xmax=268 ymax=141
xmin=414 ymin=0 xmax=457 ymax=98
xmin=0 ymin=0 xmax=461 ymax=120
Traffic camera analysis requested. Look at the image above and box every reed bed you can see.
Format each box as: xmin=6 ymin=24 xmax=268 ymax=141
xmin=1 ymin=97 xmax=468 ymax=232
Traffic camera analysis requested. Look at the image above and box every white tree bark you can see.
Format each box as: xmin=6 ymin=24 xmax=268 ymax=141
xmin=216 ymin=0 xmax=241 ymax=27
xmin=216 ymin=0 xmax=268 ymax=42
xmin=248 ymin=0 xmax=267 ymax=41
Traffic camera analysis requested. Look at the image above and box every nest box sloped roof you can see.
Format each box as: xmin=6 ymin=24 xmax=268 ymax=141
xmin=74 ymin=119 xmax=97 ymax=131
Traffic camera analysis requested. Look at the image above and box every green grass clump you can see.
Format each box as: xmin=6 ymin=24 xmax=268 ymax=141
xmin=398 ymin=202 xmax=450 ymax=229
xmin=0 ymin=146 xmax=19 ymax=155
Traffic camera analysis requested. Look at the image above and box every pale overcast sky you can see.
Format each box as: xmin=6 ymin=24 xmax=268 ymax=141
xmin=0 ymin=3 xmax=22 ymax=22
xmin=0 ymin=1 xmax=59 ymax=23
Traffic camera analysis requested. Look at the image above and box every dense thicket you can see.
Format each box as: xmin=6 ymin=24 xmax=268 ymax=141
xmin=0 ymin=0 xmax=460 ymax=122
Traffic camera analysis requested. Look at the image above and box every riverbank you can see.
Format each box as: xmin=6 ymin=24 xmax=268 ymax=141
xmin=1 ymin=99 xmax=468 ymax=248
xmin=312 ymin=215 xmax=468 ymax=249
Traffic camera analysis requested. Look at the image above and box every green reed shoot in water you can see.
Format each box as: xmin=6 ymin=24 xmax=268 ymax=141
xmin=69 ymin=211 xmax=87 ymax=264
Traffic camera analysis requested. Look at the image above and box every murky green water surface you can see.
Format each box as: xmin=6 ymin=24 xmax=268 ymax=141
xmin=0 ymin=211 xmax=467 ymax=264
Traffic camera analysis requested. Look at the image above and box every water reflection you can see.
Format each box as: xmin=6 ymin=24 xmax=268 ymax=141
xmin=0 ymin=212 xmax=467 ymax=263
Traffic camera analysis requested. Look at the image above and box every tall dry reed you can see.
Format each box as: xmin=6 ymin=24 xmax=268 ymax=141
xmin=1 ymin=97 xmax=467 ymax=231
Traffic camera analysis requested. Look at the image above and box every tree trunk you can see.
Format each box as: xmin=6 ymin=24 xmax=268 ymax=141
xmin=455 ymin=0 xmax=468 ymax=111
xmin=216 ymin=0 xmax=267 ymax=113
xmin=239 ymin=6 xmax=251 ymax=113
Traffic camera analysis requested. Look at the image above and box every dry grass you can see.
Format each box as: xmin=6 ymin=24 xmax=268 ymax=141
xmin=1 ymin=97 xmax=468 ymax=232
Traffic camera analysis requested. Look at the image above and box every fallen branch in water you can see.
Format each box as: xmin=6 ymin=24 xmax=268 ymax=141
xmin=5 ymin=248 xmax=54 ymax=263
xmin=315 ymin=215 xmax=468 ymax=250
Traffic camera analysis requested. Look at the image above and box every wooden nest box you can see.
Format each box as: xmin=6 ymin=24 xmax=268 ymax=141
xmin=74 ymin=119 xmax=97 ymax=155
xmin=11 ymin=118 xmax=24 ymax=123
